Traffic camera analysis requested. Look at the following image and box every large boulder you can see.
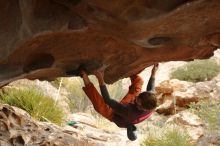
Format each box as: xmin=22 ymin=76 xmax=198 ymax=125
xmin=156 ymin=79 xmax=198 ymax=115
xmin=155 ymin=73 xmax=220 ymax=115
xmin=0 ymin=104 xmax=141 ymax=146
xmin=0 ymin=0 xmax=220 ymax=86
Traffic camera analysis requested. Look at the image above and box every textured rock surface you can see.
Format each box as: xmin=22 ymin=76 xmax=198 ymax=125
xmin=155 ymin=71 xmax=220 ymax=115
xmin=166 ymin=111 xmax=205 ymax=141
xmin=0 ymin=104 xmax=80 ymax=146
xmin=0 ymin=104 xmax=140 ymax=146
xmin=0 ymin=0 xmax=220 ymax=86
xmin=155 ymin=79 xmax=198 ymax=115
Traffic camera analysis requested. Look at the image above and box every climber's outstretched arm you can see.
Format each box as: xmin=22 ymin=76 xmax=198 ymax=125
xmin=146 ymin=63 xmax=158 ymax=92
xmin=93 ymin=69 xmax=126 ymax=111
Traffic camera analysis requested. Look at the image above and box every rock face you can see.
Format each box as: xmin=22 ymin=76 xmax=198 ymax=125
xmin=0 ymin=0 xmax=220 ymax=86
xmin=155 ymin=79 xmax=198 ymax=115
xmin=0 ymin=104 xmax=139 ymax=146
xmin=0 ymin=104 xmax=81 ymax=146
xmin=166 ymin=111 xmax=204 ymax=142
xmin=155 ymin=72 xmax=220 ymax=115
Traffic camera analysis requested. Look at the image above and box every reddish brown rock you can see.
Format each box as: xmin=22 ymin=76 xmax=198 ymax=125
xmin=0 ymin=0 xmax=220 ymax=86
xmin=155 ymin=79 xmax=198 ymax=115
xmin=156 ymin=99 xmax=175 ymax=115
xmin=155 ymin=81 xmax=174 ymax=94
xmin=174 ymin=91 xmax=199 ymax=107
xmin=156 ymin=80 xmax=191 ymax=94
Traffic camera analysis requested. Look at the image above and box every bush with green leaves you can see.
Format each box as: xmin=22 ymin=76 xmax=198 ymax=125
xmin=189 ymin=99 xmax=220 ymax=131
xmin=171 ymin=59 xmax=220 ymax=82
xmin=141 ymin=124 xmax=192 ymax=146
xmin=0 ymin=88 xmax=64 ymax=125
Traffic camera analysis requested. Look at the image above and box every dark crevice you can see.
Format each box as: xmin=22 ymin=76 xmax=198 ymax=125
xmin=52 ymin=0 xmax=82 ymax=9
xmin=44 ymin=127 xmax=51 ymax=131
xmin=11 ymin=135 xmax=25 ymax=145
xmin=2 ymin=107 xmax=10 ymax=117
xmin=148 ymin=36 xmax=172 ymax=46
xmin=23 ymin=53 xmax=55 ymax=73
xmin=66 ymin=61 xmax=104 ymax=76
xmin=146 ymin=0 xmax=191 ymax=12
xmin=68 ymin=14 xmax=87 ymax=30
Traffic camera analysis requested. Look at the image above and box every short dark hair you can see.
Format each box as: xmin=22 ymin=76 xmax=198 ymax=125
xmin=138 ymin=91 xmax=157 ymax=110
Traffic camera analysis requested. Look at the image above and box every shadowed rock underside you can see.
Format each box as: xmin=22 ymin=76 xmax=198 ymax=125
xmin=0 ymin=0 xmax=220 ymax=86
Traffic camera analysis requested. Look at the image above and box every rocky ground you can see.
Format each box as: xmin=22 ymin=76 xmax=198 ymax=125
xmin=0 ymin=104 xmax=141 ymax=146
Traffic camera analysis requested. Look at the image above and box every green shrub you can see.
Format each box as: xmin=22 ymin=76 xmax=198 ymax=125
xmin=0 ymin=88 xmax=64 ymax=125
xmin=189 ymin=99 xmax=220 ymax=131
xmin=141 ymin=125 xmax=192 ymax=146
xmin=171 ymin=59 xmax=220 ymax=82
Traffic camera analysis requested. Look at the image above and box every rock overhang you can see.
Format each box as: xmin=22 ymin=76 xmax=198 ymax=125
xmin=0 ymin=0 xmax=220 ymax=87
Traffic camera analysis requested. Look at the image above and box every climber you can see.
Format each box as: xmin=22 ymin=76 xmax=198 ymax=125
xmin=80 ymin=64 xmax=158 ymax=141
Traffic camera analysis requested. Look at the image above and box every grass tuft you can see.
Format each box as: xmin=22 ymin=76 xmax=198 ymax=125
xmin=171 ymin=59 xmax=220 ymax=82
xmin=141 ymin=124 xmax=192 ymax=146
xmin=0 ymin=88 xmax=64 ymax=125
xmin=189 ymin=99 xmax=220 ymax=131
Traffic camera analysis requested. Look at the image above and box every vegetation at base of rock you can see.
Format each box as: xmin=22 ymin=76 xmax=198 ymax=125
xmin=189 ymin=99 xmax=220 ymax=131
xmin=0 ymin=88 xmax=64 ymax=125
xmin=52 ymin=76 xmax=127 ymax=112
xmin=52 ymin=77 xmax=87 ymax=112
xmin=141 ymin=125 xmax=192 ymax=146
xmin=170 ymin=59 xmax=220 ymax=82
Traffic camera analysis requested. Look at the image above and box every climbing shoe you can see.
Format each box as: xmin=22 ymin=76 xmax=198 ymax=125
xmin=127 ymin=125 xmax=137 ymax=141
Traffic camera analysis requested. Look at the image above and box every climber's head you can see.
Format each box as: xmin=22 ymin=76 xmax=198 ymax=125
xmin=135 ymin=91 xmax=157 ymax=111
